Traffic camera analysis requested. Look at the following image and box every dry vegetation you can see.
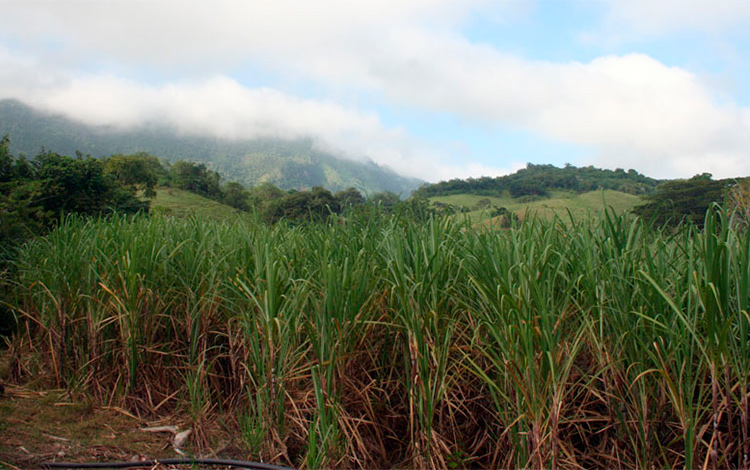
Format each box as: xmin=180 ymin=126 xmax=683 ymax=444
xmin=0 ymin=384 xmax=226 ymax=469
xmin=2 ymin=208 xmax=750 ymax=469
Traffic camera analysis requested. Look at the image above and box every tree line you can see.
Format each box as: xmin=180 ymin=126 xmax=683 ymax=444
xmin=0 ymin=137 xmax=431 ymax=248
xmin=633 ymin=173 xmax=749 ymax=228
xmin=3 ymin=134 xmax=747 ymax=246
xmin=1 ymin=138 xmax=150 ymax=247
xmin=414 ymin=162 xmax=660 ymax=199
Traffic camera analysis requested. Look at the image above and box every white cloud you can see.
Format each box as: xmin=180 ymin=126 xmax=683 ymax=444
xmin=0 ymin=45 xmax=70 ymax=97
xmin=0 ymin=0 xmax=748 ymax=181
xmin=600 ymin=0 xmax=750 ymax=36
xmin=0 ymin=56 xmax=467 ymax=180
xmin=0 ymin=0 xmax=492 ymax=69
xmin=288 ymin=26 xmax=750 ymax=178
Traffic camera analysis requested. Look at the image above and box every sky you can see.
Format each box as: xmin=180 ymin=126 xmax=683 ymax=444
xmin=0 ymin=0 xmax=748 ymax=182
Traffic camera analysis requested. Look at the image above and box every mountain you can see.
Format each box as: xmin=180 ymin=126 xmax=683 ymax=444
xmin=0 ymin=99 xmax=422 ymax=195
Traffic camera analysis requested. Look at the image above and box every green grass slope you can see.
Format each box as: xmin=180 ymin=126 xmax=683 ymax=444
xmin=149 ymin=187 xmax=242 ymax=219
xmin=431 ymin=189 xmax=644 ymax=223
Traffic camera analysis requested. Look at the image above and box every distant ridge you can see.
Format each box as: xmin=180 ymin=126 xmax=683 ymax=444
xmin=0 ymin=99 xmax=422 ymax=195
xmin=415 ymin=162 xmax=661 ymax=198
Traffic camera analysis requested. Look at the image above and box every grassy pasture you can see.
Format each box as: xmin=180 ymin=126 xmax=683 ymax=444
xmin=149 ymin=187 xmax=241 ymax=219
xmin=3 ymin=208 xmax=750 ymax=469
xmin=431 ymin=189 xmax=643 ymax=223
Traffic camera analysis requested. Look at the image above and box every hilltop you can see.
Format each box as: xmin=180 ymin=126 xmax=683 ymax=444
xmin=415 ymin=163 xmax=660 ymax=224
xmin=415 ymin=162 xmax=660 ymax=199
xmin=431 ymin=189 xmax=644 ymax=224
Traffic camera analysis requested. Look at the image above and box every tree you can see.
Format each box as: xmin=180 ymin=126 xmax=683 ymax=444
xmin=1 ymin=144 xmax=149 ymax=249
xmin=368 ymin=191 xmax=400 ymax=209
xmin=104 ymin=153 xmax=164 ymax=198
xmin=0 ymin=135 xmax=11 ymax=183
xmin=269 ymin=186 xmax=340 ymax=223
xmin=250 ymin=182 xmax=286 ymax=203
xmin=727 ymin=178 xmax=750 ymax=230
xmin=222 ymin=181 xmax=251 ymax=212
xmin=632 ymin=174 xmax=727 ymax=228
xmin=334 ymin=187 xmax=365 ymax=211
xmin=169 ymin=160 xmax=222 ymax=199
xmin=34 ymin=151 xmax=117 ymax=216
xmin=248 ymin=182 xmax=286 ymax=220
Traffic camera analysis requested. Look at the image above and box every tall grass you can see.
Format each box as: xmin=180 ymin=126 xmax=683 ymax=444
xmin=7 ymin=207 xmax=750 ymax=468
xmin=383 ymin=217 xmax=459 ymax=467
xmin=462 ymin=216 xmax=587 ymax=469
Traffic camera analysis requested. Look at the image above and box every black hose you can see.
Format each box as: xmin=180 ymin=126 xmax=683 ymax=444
xmin=42 ymin=457 xmax=294 ymax=470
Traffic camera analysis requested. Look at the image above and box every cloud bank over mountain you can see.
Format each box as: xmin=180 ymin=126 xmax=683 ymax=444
xmin=0 ymin=0 xmax=748 ymax=181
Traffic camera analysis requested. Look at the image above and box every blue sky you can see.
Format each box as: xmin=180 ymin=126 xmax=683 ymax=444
xmin=0 ymin=0 xmax=748 ymax=182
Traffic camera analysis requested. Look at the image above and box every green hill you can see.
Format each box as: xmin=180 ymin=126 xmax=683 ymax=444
xmin=149 ymin=187 xmax=242 ymax=219
xmin=0 ymin=99 xmax=422 ymax=195
xmin=416 ymin=162 xmax=660 ymax=199
xmin=431 ymin=189 xmax=644 ymax=223
xmin=419 ymin=161 xmax=658 ymax=224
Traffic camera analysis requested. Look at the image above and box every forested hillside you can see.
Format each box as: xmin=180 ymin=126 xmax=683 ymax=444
xmin=633 ymin=173 xmax=750 ymax=227
xmin=0 ymin=138 xmax=424 ymax=247
xmin=415 ymin=162 xmax=660 ymax=198
xmin=0 ymin=99 xmax=421 ymax=195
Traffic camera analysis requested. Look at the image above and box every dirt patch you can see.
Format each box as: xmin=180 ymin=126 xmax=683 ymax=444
xmin=0 ymin=384 xmax=246 ymax=470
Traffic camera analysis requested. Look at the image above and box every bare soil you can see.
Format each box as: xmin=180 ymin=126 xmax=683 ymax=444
xmin=0 ymin=383 xmax=247 ymax=470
